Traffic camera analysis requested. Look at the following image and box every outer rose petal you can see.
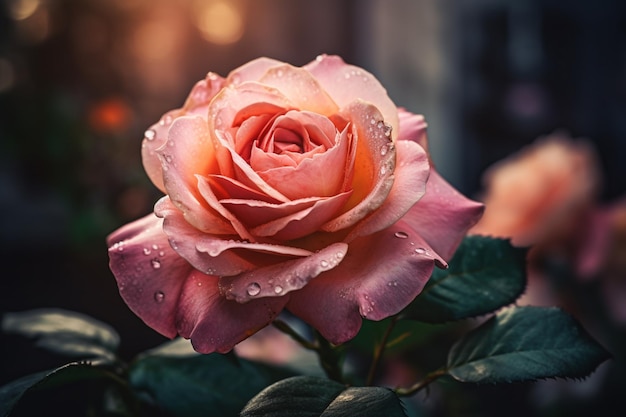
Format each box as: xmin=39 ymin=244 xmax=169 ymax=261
xmin=142 ymin=73 xmax=225 ymax=192
xmin=287 ymin=222 xmax=444 ymax=344
xmin=155 ymin=197 xmax=312 ymax=276
xmin=226 ymin=57 xmax=285 ymax=85
xmin=404 ymin=170 xmax=484 ymax=260
xmin=175 ymin=270 xmax=288 ymax=353
xmin=107 ymin=214 xmax=191 ymax=339
xmin=304 ymin=55 xmax=399 ymax=140
xmin=258 ymin=64 xmax=339 ymax=115
xmin=347 ymin=139 xmax=430 ymax=241
xmin=397 ymin=110 xmax=429 ymax=152
xmin=322 ymin=101 xmax=396 ymax=232
xmin=159 ymin=116 xmax=234 ymax=234
xmin=220 ymin=242 xmax=349 ymax=302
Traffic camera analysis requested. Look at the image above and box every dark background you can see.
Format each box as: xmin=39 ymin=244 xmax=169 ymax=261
xmin=1 ymin=0 xmax=625 ymax=416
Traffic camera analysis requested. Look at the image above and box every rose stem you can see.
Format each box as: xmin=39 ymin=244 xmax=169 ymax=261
xmin=394 ymin=368 xmax=448 ymax=397
xmin=365 ymin=314 xmax=399 ymax=386
xmin=272 ymin=319 xmax=318 ymax=351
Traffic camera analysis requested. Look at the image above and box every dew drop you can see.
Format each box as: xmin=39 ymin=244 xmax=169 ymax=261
xmin=370 ymin=118 xmax=376 ymax=125
xmin=383 ymin=123 xmax=392 ymax=137
xmin=274 ymin=285 xmax=283 ymax=294
xmin=144 ymin=129 xmax=156 ymax=141
xmin=152 ymin=244 xmax=159 ymax=250
xmin=159 ymin=251 xmax=165 ymax=257
xmin=379 ymin=165 xmax=387 ymax=176
xmin=277 ymin=69 xmax=284 ymax=77
xmin=151 ymin=259 xmax=161 ymax=269
xmin=143 ymin=247 xmax=151 ymax=255
xmin=247 ymin=282 xmax=261 ymax=296
xmin=388 ymin=280 xmax=399 ymax=287
xmin=320 ymin=260 xmax=329 ymax=269
xmin=414 ymin=247 xmax=427 ymax=254
xmin=335 ymin=251 xmax=344 ymax=260
xmin=380 ymin=145 xmax=388 ymax=156
xmin=344 ymin=72 xmax=351 ymax=79
xmin=154 ymin=291 xmax=165 ymax=303
xmin=394 ymin=231 xmax=409 ymax=239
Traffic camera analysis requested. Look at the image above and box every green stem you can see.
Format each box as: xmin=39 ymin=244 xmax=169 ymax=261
xmin=315 ymin=331 xmax=345 ymax=383
xmin=272 ymin=319 xmax=318 ymax=351
xmin=394 ymin=369 xmax=448 ymax=397
xmin=366 ymin=315 xmax=399 ymax=386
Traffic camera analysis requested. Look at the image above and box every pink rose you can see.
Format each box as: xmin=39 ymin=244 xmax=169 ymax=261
xmin=107 ymin=55 xmax=483 ymax=353
xmin=469 ymin=132 xmax=601 ymax=248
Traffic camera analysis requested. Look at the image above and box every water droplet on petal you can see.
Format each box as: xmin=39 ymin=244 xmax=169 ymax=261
xmin=154 ymin=291 xmax=164 ymax=303
xmin=143 ymin=247 xmax=151 ymax=255
xmin=247 ymin=282 xmax=261 ymax=296
xmin=152 ymin=244 xmax=159 ymax=250
xmin=151 ymin=259 xmax=161 ymax=269
xmin=159 ymin=251 xmax=165 ymax=257
xmin=144 ymin=129 xmax=156 ymax=141
xmin=335 ymin=252 xmax=344 ymax=260
xmin=320 ymin=260 xmax=329 ymax=269
xmin=274 ymin=285 xmax=283 ymax=294
xmin=394 ymin=231 xmax=409 ymax=239
xmin=380 ymin=145 xmax=388 ymax=156
xmin=414 ymin=247 xmax=427 ymax=254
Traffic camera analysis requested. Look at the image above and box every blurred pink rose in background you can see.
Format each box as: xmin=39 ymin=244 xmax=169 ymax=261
xmin=470 ymin=131 xmax=601 ymax=250
xmin=469 ymin=131 xmax=626 ymax=321
xmin=107 ymin=55 xmax=483 ymax=353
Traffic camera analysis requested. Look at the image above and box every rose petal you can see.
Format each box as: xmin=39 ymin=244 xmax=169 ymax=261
xmin=220 ymin=197 xmax=319 ymax=228
xmin=255 ymin=125 xmax=352 ymax=200
xmin=397 ymin=109 xmax=429 ymax=152
xmin=142 ymin=73 xmax=225 ymax=192
xmin=226 ymin=57 xmax=285 ymax=85
xmin=322 ymin=101 xmax=396 ymax=232
xmin=405 ymin=170 xmax=484 ymax=260
xmin=220 ymin=242 xmax=349 ymax=302
xmin=175 ymin=271 xmax=288 ymax=353
xmin=155 ymin=197 xmax=259 ymax=276
xmin=287 ymin=221 xmax=444 ymax=344
xmin=107 ymin=214 xmax=191 ymax=339
xmin=208 ymin=174 xmax=283 ymax=204
xmin=347 ymin=140 xmax=430 ymax=241
xmin=305 ymin=55 xmax=399 ymax=139
xmin=259 ymin=64 xmax=339 ymax=115
xmin=250 ymin=191 xmax=352 ymax=240
xmin=158 ymin=116 xmax=234 ymax=234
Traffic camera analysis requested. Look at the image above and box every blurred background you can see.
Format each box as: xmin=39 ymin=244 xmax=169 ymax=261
xmin=1 ymin=0 xmax=625 ymax=415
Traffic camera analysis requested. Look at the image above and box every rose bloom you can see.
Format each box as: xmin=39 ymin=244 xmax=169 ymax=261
xmin=108 ymin=55 xmax=483 ymax=353
xmin=469 ymin=132 xmax=601 ymax=250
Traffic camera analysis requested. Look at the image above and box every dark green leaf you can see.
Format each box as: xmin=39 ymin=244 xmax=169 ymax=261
xmin=446 ymin=306 xmax=611 ymax=383
xmin=402 ymin=236 xmax=527 ymax=323
xmin=1 ymin=309 xmax=119 ymax=362
xmin=240 ymin=376 xmax=407 ymax=417
xmin=0 ymin=362 xmax=126 ymax=417
xmin=128 ymin=339 xmax=295 ymax=417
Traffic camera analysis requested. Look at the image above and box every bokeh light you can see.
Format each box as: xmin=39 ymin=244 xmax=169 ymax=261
xmin=193 ymin=0 xmax=245 ymax=45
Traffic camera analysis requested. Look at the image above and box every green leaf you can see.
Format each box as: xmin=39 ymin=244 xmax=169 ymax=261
xmin=446 ymin=306 xmax=611 ymax=384
xmin=0 ymin=362 xmax=126 ymax=417
xmin=240 ymin=376 xmax=407 ymax=417
xmin=128 ymin=339 xmax=295 ymax=417
xmin=402 ymin=236 xmax=527 ymax=323
xmin=1 ymin=309 xmax=119 ymax=362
